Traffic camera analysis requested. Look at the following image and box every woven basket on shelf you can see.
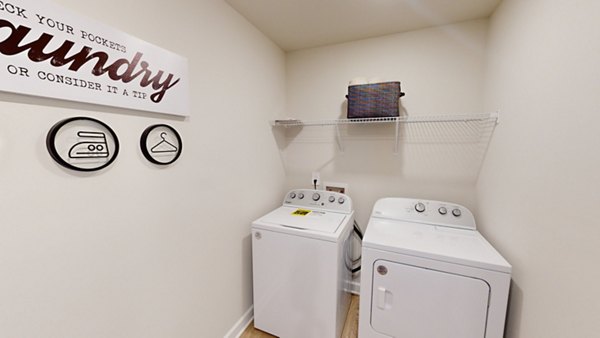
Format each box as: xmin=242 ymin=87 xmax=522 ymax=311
xmin=346 ymin=81 xmax=405 ymax=118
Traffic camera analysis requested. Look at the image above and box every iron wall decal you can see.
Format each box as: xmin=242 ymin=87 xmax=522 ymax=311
xmin=47 ymin=116 xmax=119 ymax=172
xmin=140 ymin=124 xmax=182 ymax=165
xmin=0 ymin=0 xmax=190 ymax=116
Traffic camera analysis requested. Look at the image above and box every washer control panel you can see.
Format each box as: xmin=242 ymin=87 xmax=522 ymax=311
xmin=372 ymin=198 xmax=476 ymax=230
xmin=283 ymin=189 xmax=352 ymax=213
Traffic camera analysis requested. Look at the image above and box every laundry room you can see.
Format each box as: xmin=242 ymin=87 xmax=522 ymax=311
xmin=0 ymin=1 xmax=598 ymax=338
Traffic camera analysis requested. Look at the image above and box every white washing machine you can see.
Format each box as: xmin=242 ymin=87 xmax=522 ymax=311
xmin=359 ymin=198 xmax=511 ymax=338
xmin=252 ymin=189 xmax=354 ymax=338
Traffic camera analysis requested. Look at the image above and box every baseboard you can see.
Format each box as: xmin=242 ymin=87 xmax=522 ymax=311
xmin=223 ymin=305 xmax=254 ymax=338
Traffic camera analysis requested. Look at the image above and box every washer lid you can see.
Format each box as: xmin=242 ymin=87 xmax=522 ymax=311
xmin=363 ymin=218 xmax=511 ymax=273
xmin=259 ymin=206 xmax=348 ymax=233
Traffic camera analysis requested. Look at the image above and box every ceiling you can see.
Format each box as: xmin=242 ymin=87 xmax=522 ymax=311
xmin=225 ymin=0 xmax=502 ymax=51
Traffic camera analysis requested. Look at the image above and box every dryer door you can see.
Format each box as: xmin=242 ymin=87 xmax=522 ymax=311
xmin=370 ymin=259 xmax=490 ymax=338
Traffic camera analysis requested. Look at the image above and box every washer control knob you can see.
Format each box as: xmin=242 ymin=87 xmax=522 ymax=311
xmin=312 ymin=193 xmax=321 ymax=201
xmin=438 ymin=207 xmax=447 ymax=215
xmin=415 ymin=202 xmax=426 ymax=213
xmin=328 ymin=196 xmax=335 ymax=203
xmin=298 ymin=193 xmax=304 ymax=199
xmin=289 ymin=192 xmax=296 ymax=199
xmin=338 ymin=197 xmax=345 ymax=204
xmin=452 ymin=208 xmax=462 ymax=217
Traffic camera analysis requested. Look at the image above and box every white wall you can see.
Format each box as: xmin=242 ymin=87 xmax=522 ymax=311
xmin=478 ymin=0 xmax=600 ymax=337
xmin=284 ymin=20 xmax=489 ymax=226
xmin=0 ymin=1 xmax=286 ymax=337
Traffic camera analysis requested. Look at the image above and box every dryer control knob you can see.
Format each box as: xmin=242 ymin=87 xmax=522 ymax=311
xmin=298 ymin=193 xmax=304 ymax=199
xmin=438 ymin=207 xmax=447 ymax=215
xmin=312 ymin=193 xmax=321 ymax=201
xmin=415 ymin=202 xmax=426 ymax=213
xmin=452 ymin=208 xmax=462 ymax=217
xmin=328 ymin=196 xmax=335 ymax=203
xmin=338 ymin=197 xmax=345 ymax=204
xmin=289 ymin=192 xmax=296 ymax=199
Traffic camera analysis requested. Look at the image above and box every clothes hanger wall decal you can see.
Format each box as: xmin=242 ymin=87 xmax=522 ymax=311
xmin=150 ymin=132 xmax=178 ymax=153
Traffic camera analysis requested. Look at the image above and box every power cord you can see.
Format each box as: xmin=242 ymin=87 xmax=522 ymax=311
xmin=351 ymin=219 xmax=363 ymax=273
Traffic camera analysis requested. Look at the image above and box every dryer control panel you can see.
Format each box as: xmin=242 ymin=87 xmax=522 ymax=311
xmin=283 ymin=189 xmax=352 ymax=214
xmin=371 ymin=198 xmax=476 ymax=230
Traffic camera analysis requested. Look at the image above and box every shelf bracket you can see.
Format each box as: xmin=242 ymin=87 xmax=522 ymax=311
xmin=335 ymin=124 xmax=344 ymax=152
xmin=394 ymin=119 xmax=400 ymax=154
xmin=493 ymin=111 xmax=500 ymax=125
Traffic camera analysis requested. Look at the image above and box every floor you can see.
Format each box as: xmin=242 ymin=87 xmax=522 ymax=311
xmin=240 ymin=294 xmax=360 ymax=338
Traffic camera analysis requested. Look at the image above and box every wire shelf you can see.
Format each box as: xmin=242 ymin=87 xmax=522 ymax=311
xmin=271 ymin=112 xmax=498 ymax=127
xmin=271 ymin=112 xmax=499 ymax=178
xmin=271 ymin=112 xmax=500 ymax=182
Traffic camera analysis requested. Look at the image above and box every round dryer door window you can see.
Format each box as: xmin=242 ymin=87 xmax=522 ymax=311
xmin=46 ymin=116 xmax=120 ymax=172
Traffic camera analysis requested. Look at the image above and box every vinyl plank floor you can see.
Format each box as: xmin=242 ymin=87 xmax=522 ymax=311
xmin=240 ymin=295 xmax=359 ymax=338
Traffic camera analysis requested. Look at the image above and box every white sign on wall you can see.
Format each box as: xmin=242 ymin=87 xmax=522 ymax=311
xmin=0 ymin=0 xmax=190 ymax=116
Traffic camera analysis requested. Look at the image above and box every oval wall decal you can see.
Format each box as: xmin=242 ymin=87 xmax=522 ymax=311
xmin=46 ymin=116 xmax=120 ymax=172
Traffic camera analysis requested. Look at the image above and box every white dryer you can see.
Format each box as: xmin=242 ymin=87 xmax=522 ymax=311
xmin=252 ymin=189 xmax=354 ymax=338
xmin=359 ymin=198 xmax=511 ymax=338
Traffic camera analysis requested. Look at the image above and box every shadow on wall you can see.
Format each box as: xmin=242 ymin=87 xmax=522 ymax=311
xmin=242 ymin=234 xmax=253 ymax=302
xmin=506 ymin=280 xmax=523 ymax=338
xmin=0 ymin=91 xmax=187 ymax=121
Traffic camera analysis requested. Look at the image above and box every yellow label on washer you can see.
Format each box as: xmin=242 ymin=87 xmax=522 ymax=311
xmin=291 ymin=209 xmax=311 ymax=216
